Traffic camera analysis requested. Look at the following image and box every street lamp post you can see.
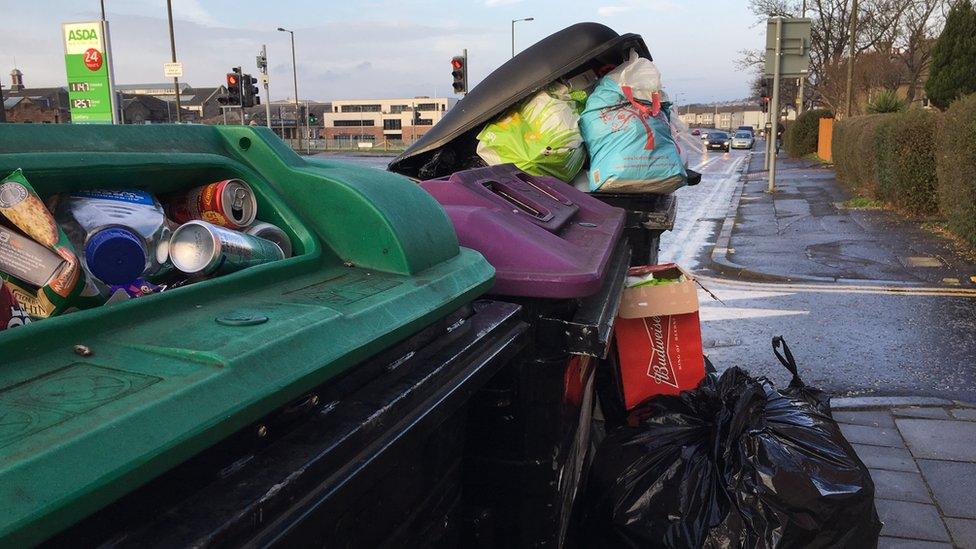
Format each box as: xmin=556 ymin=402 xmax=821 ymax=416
xmin=278 ymin=27 xmax=301 ymax=151
xmin=165 ymin=0 xmax=182 ymax=123
xmin=511 ymin=17 xmax=534 ymax=58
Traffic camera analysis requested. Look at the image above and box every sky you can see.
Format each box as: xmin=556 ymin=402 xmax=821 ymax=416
xmin=2 ymin=0 xmax=764 ymax=105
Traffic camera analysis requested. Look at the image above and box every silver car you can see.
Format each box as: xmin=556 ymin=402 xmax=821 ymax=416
xmin=731 ymin=130 xmax=754 ymax=150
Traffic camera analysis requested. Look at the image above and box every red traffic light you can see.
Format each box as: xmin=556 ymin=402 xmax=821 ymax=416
xmin=451 ymin=57 xmax=463 ymax=70
xmin=227 ymin=74 xmax=238 ymax=86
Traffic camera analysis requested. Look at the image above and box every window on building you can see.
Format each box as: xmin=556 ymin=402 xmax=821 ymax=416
xmin=333 ymin=120 xmax=374 ymax=127
xmin=415 ymin=103 xmax=438 ymax=112
xmin=416 ymin=118 xmax=433 ymax=126
xmin=340 ymin=104 xmax=382 ymax=113
xmin=383 ymin=119 xmax=402 ymax=130
xmin=388 ymin=104 xmax=409 ymax=114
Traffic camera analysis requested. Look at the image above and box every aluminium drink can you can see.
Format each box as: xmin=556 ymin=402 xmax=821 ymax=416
xmin=169 ymin=220 xmax=284 ymax=276
xmin=167 ymin=179 xmax=257 ymax=229
xmin=244 ymin=221 xmax=292 ymax=258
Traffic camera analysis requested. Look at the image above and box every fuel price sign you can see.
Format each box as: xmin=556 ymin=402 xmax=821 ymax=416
xmin=62 ymin=21 xmax=116 ymax=124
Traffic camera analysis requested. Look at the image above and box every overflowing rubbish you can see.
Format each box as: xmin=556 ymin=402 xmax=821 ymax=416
xmin=0 ymin=169 xmax=95 ymax=316
xmin=165 ymin=179 xmax=257 ymax=229
xmin=615 ymin=263 xmax=705 ymax=408
xmin=580 ymin=51 xmax=687 ymax=193
xmin=0 ymin=168 xmax=291 ymax=325
xmin=169 ymin=220 xmax=284 ymax=275
xmin=54 ymin=189 xmax=173 ymax=287
xmin=584 ymin=337 xmax=882 ymax=548
xmin=0 ymin=280 xmax=31 ymax=330
xmin=245 ymin=220 xmax=293 ymax=258
xmin=476 ymin=83 xmax=587 ymax=182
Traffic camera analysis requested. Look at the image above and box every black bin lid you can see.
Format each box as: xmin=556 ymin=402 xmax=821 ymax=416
xmin=388 ymin=22 xmax=651 ymax=179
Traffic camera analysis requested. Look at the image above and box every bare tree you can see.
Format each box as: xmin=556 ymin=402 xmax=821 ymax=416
xmin=743 ymin=0 xmax=912 ymax=113
xmin=892 ymin=0 xmax=946 ymax=101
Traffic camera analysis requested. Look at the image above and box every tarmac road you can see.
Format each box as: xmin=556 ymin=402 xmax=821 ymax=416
xmin=661 ymin=138 xmax=976 ymax=402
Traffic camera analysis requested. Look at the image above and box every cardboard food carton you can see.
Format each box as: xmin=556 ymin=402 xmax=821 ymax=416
xmin=614 ymin=263 xmax=705 ymax=409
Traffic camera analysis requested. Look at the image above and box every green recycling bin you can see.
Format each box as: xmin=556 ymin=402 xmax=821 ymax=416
xmin=0 ymin=124 xmax=495 ymax=546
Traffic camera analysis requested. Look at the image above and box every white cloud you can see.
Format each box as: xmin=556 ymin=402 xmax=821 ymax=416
xmin=597 ymin=6 xmax=631 ymax=16
xmin=598 ymin=0 xmax=679 ymax=16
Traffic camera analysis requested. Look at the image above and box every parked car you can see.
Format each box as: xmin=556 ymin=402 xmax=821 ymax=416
xmin=737 ymin=125 xmax=755 ymax=135
xmin=691 ymin=128 xmax=700 ymax=136
xmin=731 ymin=130 xmax=754 ymax=149
xmin=705 ymin=131 xmax=731 ymax=152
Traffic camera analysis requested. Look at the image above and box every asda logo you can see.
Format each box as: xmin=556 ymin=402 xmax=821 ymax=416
xmin=68 ymin=29 xmax=98 ymax=41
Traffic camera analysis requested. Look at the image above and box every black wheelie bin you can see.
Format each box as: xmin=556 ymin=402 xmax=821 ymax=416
xmin=411 ymin=164 xmax=628 ymax=548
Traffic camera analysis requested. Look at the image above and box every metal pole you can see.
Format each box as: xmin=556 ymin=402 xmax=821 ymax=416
xmin=165 ymin=0 xmax=182 ymax=123
xmin=222 ymin=107 xmax=227 ymax=125
xmin=101 ymin=20 xmax=120 ymax=124
xmin=797 ymin=0 xmax=806 ymax=114
xmin=100 ymin=0 xmax=106 ymax=20
xmin=262 ymin=44 xmax=271 ymax=130
xmin=0 ymin=84 xmax=6 ymax=123
xmin=289 ymin=31 xmax=300 ymax=151
xmin=768 ymin=17 xmax=783 ymax=193
xmin=511 ymin=20 xmax=515 ymax=58
xmin=845 ymin=0 xmax=859 ymax=117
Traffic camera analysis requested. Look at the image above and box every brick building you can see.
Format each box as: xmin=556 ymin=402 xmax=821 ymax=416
xmin=3 ymin=68 xmax=71 ymax=123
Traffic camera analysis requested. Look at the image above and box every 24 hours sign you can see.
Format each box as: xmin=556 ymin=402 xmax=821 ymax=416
xmin=62 ymin=21 xmax=115 ymax=124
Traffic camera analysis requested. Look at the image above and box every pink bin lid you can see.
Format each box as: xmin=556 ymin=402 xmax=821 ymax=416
xmin=421 ymin=164 xmax=625 ymax=299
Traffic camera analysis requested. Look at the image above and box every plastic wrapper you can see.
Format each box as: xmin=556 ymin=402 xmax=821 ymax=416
xmin=580 ymin=51 xmax=687 ymax=193
xmin=583 ymin=337 xmax=881 ymax=549
xmin=476 ymin=83 xmax=587 ymax=182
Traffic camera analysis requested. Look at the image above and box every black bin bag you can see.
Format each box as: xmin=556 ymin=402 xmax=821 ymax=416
xmin=583 ymin=337 xmax=881 ymax=548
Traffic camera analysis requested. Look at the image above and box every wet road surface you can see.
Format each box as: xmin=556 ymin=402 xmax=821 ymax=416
xmin=661 ymin=139 xmax=976 ymax=402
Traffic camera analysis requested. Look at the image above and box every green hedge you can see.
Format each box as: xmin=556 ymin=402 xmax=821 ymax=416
xmin=784 ymin=108 xmax=833 ymax=158
xmin=832 ymin=114 xmax=888 ymax=197
xmin=935 ymin=94 xmax=976 ymax=246
xmin=874 ymin=109 xmax=940 ymax=215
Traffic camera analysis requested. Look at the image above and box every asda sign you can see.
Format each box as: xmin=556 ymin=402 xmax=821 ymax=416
xmin=62 ymin=21 xmax=117 ymax=124
xmin=67 ymin=28 xmax=99 ymax=41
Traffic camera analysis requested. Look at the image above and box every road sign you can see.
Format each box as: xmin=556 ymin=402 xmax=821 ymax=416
xmin=764 ymin=17 xmax=812 ymax=78
xmin=163 ymin=62 xmax=183 ymax=78
xmin=62 ymin=21 xmax=116 ymax=124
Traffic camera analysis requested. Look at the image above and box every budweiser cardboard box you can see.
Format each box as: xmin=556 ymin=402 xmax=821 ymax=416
xmin=614 ymin=263 xmax=705 ymax=409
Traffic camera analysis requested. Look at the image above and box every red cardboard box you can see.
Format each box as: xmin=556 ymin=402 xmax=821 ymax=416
xmin=614 ymin=264 xmax=705 ymax=409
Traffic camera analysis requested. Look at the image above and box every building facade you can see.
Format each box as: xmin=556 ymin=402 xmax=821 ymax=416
xmin=3 ymin=69 xmax=71 ymax=123
xmin=322 ymin=97 xmax=456 ymax=146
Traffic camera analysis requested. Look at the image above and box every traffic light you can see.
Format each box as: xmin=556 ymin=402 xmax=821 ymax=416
xmin=759 ymin=78 xmax=770 ymax=111
xmin=309 ymin=112 xmax=317 ymax=125
xmin=256 ymin=52 xmax=267 ymax=72
xmin=413 ymin=107 xmax=421 ymax=125
xmin=451 ymin=54 xmax=467 ymax=95
xmin=241 ymin=74 xmax=260 ymax=108
xmin=219 ymin=67 xmax=242 ymax=106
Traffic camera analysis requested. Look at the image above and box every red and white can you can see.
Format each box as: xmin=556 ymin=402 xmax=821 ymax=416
xmin=167 ymin=179 xmax=257 ymax=229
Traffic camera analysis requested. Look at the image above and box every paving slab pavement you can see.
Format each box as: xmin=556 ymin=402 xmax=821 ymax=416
xmin=833 ymin=402 xmax=976 ymax=547
xmin=711 ymin=152 xmax=976 ymax=286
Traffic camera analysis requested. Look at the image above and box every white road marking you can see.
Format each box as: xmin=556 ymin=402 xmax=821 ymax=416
xmin=694 ymin=273 xmax=976 ymax=298
xmin=699 ymin=305 xmax=809 ymax=322
xmin=660 ymin=155 xmax=746 ymax=269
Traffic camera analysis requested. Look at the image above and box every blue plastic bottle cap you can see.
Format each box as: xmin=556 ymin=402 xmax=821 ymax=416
xmin=85 ymin=228 xmax=148 ymax=285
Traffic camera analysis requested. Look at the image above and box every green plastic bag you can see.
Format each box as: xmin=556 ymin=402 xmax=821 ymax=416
xmin=476 ymin=84 xmax=587 ymax=182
